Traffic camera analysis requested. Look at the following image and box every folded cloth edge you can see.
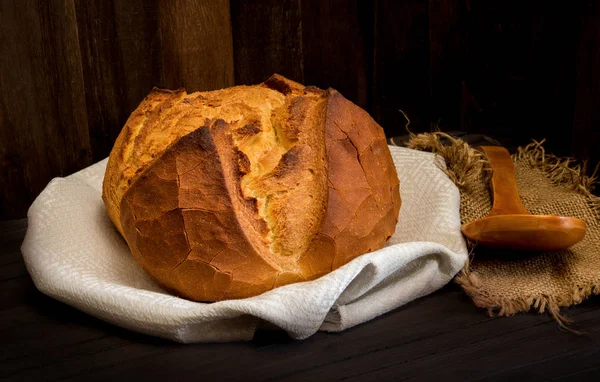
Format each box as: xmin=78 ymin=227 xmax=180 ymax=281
xmin=20 ymin=146 xmax=468 ymax=343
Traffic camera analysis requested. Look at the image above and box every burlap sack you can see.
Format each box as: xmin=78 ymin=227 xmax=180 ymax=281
xmin=398 ymin=132 xmax=600 ymax=328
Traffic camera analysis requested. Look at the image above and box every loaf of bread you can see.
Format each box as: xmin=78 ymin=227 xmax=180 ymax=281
xmin=102 ymin=74 xmax=401 ymax=301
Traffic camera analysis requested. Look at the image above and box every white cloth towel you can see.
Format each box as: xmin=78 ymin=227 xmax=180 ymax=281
xmin=21 ymin=146 xmax=467 ymax=343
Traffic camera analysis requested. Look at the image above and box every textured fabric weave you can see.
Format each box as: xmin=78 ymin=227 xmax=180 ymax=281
xmin=392 ymin=133 xmax=600 ymax=321
xmin=456 ymin=149 xmax=600 ymax=319
xmin=21 ymin=146 xmax=467 ymax=343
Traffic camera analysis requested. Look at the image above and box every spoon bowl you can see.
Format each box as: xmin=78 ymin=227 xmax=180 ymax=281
xmin=460 ymin=146 xmax=587 ymax=251
xmin=461 ymin=214 xmax=586 ymax=251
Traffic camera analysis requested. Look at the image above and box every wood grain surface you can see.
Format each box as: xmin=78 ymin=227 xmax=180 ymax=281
xmin=573 ymin=0 xmax=600 ymax=184
xmin=1 ymin=0 xmax=599 ymax=218
xmin=372 ymin=0 xmax=430 ymax=137
xmin=73 ymin=0 xmax=157 ymax=162
xmin=300 ymin=0 xmax=373 ymax=110
xmin=0 ymin=0 xmax=92 ymax=218
xmin=231 ymin=0 xmax=304 ymax=85
xmin=2 ymin=219 xmax=600 ymax=381
xmin=0 ymin=0 xmax=234 ymax=218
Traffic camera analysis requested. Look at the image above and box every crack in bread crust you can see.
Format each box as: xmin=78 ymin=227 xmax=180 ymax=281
xmin=235 ymin=90 xmax=329 ymax=258
xmin=103 ymin=74 xmax=401 ymax=302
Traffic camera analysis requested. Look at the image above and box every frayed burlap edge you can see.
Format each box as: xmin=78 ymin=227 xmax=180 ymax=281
xmin=406 ymin=131 xmax=491 ymax=188
xmin=407 ymin=132 xmax=600 ymax=331
xmin=514 ymin=140 xmax=600 ymax=214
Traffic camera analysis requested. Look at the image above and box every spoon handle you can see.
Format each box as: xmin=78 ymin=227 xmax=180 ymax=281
xmin=480 ymin=146 xmax=530 ymax=216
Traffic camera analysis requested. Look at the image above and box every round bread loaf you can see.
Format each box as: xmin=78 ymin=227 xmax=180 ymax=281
xmin=102 ymin=74 xmax=401 ymax=301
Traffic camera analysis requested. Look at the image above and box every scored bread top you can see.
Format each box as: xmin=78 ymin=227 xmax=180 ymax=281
xmin=103 ymin=74 xmax=400 ymax=301
xmin=103 ymin=75 xmax=330 ymax=297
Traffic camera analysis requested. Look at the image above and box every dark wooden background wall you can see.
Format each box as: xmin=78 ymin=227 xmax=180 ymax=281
xmin=1 ymin=0 xmax=598 ymax=219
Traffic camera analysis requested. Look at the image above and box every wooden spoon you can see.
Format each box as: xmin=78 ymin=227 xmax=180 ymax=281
xmin=461 ymin=146 xmax=586 ymax=251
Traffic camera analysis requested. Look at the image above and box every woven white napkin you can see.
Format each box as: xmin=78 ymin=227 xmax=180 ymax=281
xmin=21 ymin=146 xmax=467 ymax=343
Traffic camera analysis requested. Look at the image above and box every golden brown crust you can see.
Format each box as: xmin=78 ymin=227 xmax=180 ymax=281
xmin=102 ymin=88 xmax=187 ymax=235
xmin=120 ymin=123 xmax=279 ymax=300
xmin=298 ymin=89 xmax=401 ymax=278
xmin=103 ymin=74 xmax=400 ymax=301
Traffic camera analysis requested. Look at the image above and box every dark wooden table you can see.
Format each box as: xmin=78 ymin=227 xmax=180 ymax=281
xmin=2 ymin=219 xmax=600 ymax=381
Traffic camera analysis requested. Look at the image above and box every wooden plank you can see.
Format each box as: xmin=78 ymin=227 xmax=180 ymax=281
xmin=301 ymin=0 xmax=374 ymax=110
xmin=156 ymin=0 xmax=234 ymax=92
xmin=73 ymin=0 xmax=160 ymax=161
xmin=459 ymin=2 xmax=580 ymax=156
xmin=231 ymin=0 xmax=304 ymax=85
xmin=523 ymin=3 xmax=580 ymax=159
xmin=112 ymin=1 xmax=163 ymax=111
xmin=326 ymin=308 xmax=600 ymax=381
xmin=75 ymin=0 xmax=235 ymax=162
xmin=572 ymin=0 xmax=600 ymax=177
xmin=2 ymin=219 xmax=600 ymax=380
xmin=0 ymin=0 xmax=236 ymax=218
xmin=0 ymin=0 xmax=92 ymax=219
xmin=372 ymin=0 xmax=431 ymax=137
xmin=428 ymin=0 xmax=463 ymax=132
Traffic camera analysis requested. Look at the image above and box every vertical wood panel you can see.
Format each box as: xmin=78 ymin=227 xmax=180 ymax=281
xmin=372 ymin=0 xmax=430 ymax=136
xmin=112 ymin=1 xmax=162 ymax=111
xmin=428 ymin=0 xmax=463 ymax=132
xmin=573 ymin=0 xmax=600 ymax=176
xmin=460 ymin=1 xmax=580 ymax=155
xmin=526 ymin=4 xmax=580 ymax=158
xmin=0 ymin=0 xmax=91 ymax=218
xmin=1 ymin=1 xmax=598 ymax=219
xmin=301 ymin=0 xmax=374 ymax=110
xmin=1 ymin=0 xmax=235 ymax=219
xmin=75 ymin=0 xmax=234 ymax=162
xmin=157 ymin=0 xmax=234 ymax=92
xmin=74 ymin=0 xmax=157 ymax=162
xmin=231 ymin=0 xmax=304 ymax=85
